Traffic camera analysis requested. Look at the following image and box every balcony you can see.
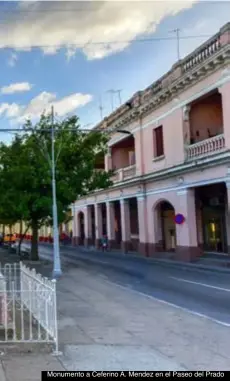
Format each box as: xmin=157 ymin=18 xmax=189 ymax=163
xmin=111 ymin=164 xmax=136 ymax=183
xmin=186 ymin=134 xmax=225 ymax=160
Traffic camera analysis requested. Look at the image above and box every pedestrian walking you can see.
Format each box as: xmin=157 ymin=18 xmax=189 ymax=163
xmin=101 ymin=234 xmax=108 ymax=252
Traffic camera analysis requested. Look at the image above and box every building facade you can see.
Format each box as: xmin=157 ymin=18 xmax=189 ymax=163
xmin=12 ymin=23 xmax=221 ymax=262
xmin=72 ymin=23 xmax=230 ymax=262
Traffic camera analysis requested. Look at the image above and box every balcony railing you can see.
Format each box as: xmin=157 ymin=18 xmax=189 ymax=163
xmin=182 ymin=34 xmax=221 ymax=73
xmin=186 ymin=134 xmax=225 ymax=160
xmin=111 ymin=164 xmax=136 ymax=182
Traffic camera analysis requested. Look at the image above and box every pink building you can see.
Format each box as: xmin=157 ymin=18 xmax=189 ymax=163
xmin=72 ymin=23 xmax=230 ymax=263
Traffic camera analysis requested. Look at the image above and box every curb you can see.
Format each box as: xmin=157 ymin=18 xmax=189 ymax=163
xmin=62 ymin=245 xmax=230 ymax=275
xmin=23 ymin=243 xmax=230 ymax=275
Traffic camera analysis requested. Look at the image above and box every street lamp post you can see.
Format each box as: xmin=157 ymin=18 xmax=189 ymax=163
xmin=51 ymin=106 xmax=62 ymax=278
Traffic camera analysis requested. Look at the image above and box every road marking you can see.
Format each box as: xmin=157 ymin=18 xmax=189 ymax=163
xmin=102 ymin=279 xmax=230 ymax=328
xmin=22 ymin=247 xmax=230 ymax=327
xmin=170 ymin=277 xmax=230 ymax=293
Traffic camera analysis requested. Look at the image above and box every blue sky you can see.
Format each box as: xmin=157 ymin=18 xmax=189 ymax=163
xmin=0 ymin=1 xmax=229 ymax=143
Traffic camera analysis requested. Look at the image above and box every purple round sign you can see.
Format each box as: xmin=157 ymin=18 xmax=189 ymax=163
xmin=174 ymin=213 xmax=185 ymax=225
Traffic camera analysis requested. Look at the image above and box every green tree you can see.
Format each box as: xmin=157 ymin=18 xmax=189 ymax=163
xmin=0 ymin=114 xmax=113 ymax=260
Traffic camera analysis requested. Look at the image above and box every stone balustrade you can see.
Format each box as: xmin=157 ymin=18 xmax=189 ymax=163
xmin=182 ymin=34 xmax=221 ymax=73
xmin=186 ymin=134 xmax=225 ymax=160
xmin=93 ymin=23 xmax=230 ymax=134
xmin=111 ymin=165 xmax=136 ymax=183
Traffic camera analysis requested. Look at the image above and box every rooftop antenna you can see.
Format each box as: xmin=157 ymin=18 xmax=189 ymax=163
xmin=116 ymin=89 xmax=122 ymax=106
xmin=99 ymin=96 xmax=104 ymax=120
xmin=170 ymin=28 xmax=181 ymax=61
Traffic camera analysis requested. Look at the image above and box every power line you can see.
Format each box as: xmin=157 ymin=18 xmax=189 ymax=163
xmin=0 ymin=34 xmax=211 ymax=51
xmin=0 ymin=7 xmax=100 ymax=13
xmin=0 ymin=128 xmax=99 ymax=133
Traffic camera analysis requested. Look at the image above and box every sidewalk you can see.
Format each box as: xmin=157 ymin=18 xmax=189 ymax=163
xmin=1 ymin=249 xmax=230 ymax=375
xmin=0 ymin=353 xmax=64 ymax=381
xmin=55 ymin=260 xmax=230 ymax=371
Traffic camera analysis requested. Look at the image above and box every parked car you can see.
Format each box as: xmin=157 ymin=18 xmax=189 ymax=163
xmin=3 ymin=233 xmax=17 ymax=245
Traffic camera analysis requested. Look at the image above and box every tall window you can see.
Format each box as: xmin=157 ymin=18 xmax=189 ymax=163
xmin=153 ymin=126 xmax=164 ymax=157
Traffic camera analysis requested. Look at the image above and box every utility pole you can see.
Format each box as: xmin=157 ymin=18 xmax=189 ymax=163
xmin=170 ymin=28 xmax=181 ymax=61
xmin=51 ymin=105 xmax=62 ymax=278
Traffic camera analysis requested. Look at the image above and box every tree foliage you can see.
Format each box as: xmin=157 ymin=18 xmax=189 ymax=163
xmin=0 ymin=114 xmax=113 ymax=259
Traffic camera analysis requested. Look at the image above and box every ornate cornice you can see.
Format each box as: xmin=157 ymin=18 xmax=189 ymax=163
xmin=95 ymin=23 xmax=230 ymax=134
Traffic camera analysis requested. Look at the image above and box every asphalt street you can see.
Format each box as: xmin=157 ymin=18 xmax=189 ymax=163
xmin=22 ymin=242 xmax=230 ymax=327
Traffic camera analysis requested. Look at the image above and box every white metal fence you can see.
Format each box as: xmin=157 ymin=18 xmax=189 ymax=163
xmin=0 ymin=262 xmax=58 ymax=353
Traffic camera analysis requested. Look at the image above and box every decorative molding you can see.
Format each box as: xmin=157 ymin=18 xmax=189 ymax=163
xmin=221 ymin=66 xmax=230 ymax=77
xmin=137 ymin=195 xmax=145 ymax=201
xmin=177 ymin=190 xmax=188 ymax=196
xmin=75 ymin=175 xmax=229 ymax=208
xmin=177 ymin=176 xmax=184 ymax=185
xmin=109 ymin=73 xmax=230 ymax=147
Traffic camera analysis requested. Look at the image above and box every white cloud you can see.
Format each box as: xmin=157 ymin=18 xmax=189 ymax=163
xmin=0 ymin=1 xmax=197 ymax=60
xmin=0 ymin=103 xmax=21 ymax=118
xmin=53 ymin=93 xmax=93 ymax=117
xmin=8 ymin=52 xmax=18 ymax=67
xmin=0 ymin=91 xmax=93 ymax=124
xmin=1 ymin=82 xmax=33 ymax=94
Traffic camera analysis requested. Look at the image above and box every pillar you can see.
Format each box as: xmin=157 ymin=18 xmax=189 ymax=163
xmin=182 ymin=105 xmax=191 ymax=145
xmin=84 ymin=206 xmax=93 ymax=247
xmin=105 ymin=148 xmax=112 ymax=171
xmin=219 ymin=82 xmax=230 ymax=149
xmin=175 ymin=189 xmax=200 ymax=262
xmin=137 ymin=196 xmax=149 ymax=256
xmin=95 ymin=203 xmax=103 ymax=248
xmin=106 ymin=201 xmax=116 ymax=249
xmin=72 ymin=208 xmax=80 ymax=245
xmin=225 ymin=181 xmax=230 ymax=254
xmin=120 ymin=199 xmax=131 ymax=253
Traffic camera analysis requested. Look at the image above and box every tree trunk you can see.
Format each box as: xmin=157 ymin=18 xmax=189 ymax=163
xmin=30 ymin=220 xmax=39 ymax=261
xmin=18 ymin=223 xmax=29 ymax=256
xmin=9 ymin=225 xmax=13 ymax=247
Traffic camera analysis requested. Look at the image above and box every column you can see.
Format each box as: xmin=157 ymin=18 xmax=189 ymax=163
xmin=137 ymin=196 xmax=149 ymax=256
xmin=84 ymin=206 xmax=93 ymax=247
xmin=182 ymin=105 xmax=191 ymax=146
xmin=95 ymin=203 xmax=103 ymax=248
xmin=120 ymin=199 xmax=131 ymax=253
xmin=72 ymin=208 xmax=80 ymax=245
xmin=225 ymin=181 xmax=230 ymax=254
xmin=175 ymin=189 xmax=200 ymax=262
xmin=219 ymin=83 xmax=230 ymax=149
xmin=106 ymin=201 xmax=116 ymax=249
xmin=104 ymin=151 xmax=112 ymax=172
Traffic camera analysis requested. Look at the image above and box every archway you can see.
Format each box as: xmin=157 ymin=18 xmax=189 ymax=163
xmin=78 ymin=212 xmax=85 ymax=245
xmin=154 ymin=200 xmax=176 ymax=252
